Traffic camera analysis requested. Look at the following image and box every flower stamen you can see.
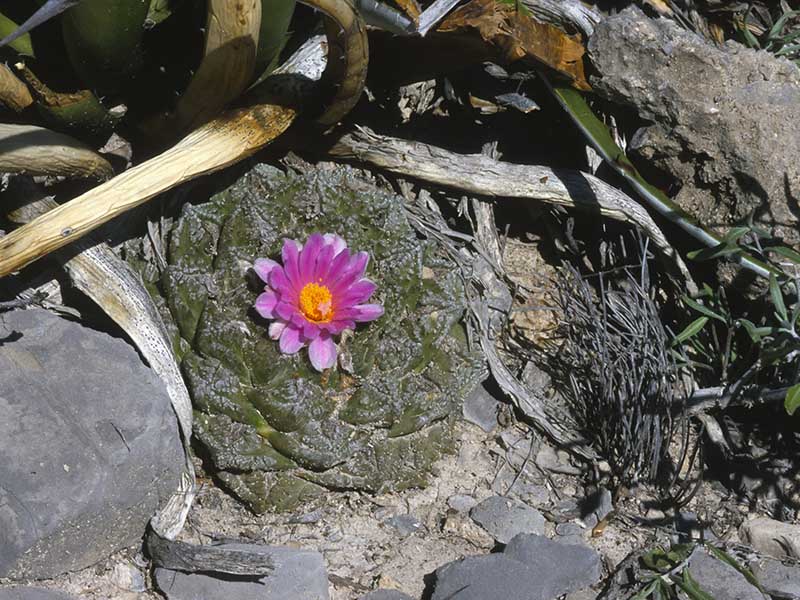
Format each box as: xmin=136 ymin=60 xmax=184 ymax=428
xmin=299 ymin=282 xmax=334 ymax=322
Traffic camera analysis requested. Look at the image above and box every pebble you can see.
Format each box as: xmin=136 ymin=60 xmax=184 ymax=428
xmin=384 ymin=515 xmax=423 ymax=538
xmin=447 ymin=494 xmax=478 ymax=513
xmin=154 ymin=543 xmax=329 ymax=600
xmin=469 ymin=496 xmax=545 ymax=544
xmin=462 ymin=381 xmax=501 ymax=432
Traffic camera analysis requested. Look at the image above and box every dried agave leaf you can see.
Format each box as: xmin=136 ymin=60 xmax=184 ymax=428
xmin=438 ymin=0 xmax=590 ymax=90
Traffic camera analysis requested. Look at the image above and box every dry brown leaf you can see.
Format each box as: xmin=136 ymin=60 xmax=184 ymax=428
xmin=439 ymin=0 xmax=590 ymax=90
xmin=394 ymin=0 xmax=421 ymax=24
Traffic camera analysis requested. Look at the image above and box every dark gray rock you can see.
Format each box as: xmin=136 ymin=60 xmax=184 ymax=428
xmin=589 ymin=7 xmax=800 ymax=279
xmin=469 ymin=496 xmax=545 ymax=544
xmin=154 ymin=544 xmax=329 ymax=599
xmin=751 ymin=558 xmax=800 ymax=599
xmin=0 ymin=309 xmax=184 ymax=580
xmin=431 ymin=554 xmax=545 ymax=600
xmin=359 ymin=591 xmax=415 ymax=600
xmin=0 ymin=587 xmax=78 ymax=600
xmin=503 ymin=534 xmax=601 ymax=597
xmin=687 ymin=548 xmax=762 ymax=600
xmin=462 ymin=381 xmax=500 ymax=432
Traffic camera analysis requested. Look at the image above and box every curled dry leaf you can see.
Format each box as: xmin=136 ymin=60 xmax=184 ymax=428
xmin=438 ymin=0 xmax=590 ymax=90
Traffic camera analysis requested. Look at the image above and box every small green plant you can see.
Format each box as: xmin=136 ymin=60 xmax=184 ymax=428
xmin=735 ymin=2 xmax=800 ymax=65
xmin=675 ymin=222 xmax=800 ymax=415
xmin=628 ymin=543 xmax=764 ymax=600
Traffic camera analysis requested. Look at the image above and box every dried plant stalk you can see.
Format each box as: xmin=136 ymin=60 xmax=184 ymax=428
xmin=0 ymin=64 xmax=32 ymax=111
xmin=0 ymin=123 xmax=113 ymax=179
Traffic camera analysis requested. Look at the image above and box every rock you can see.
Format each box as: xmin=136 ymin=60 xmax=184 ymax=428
xmin=535 ymin=444 xmax=581 ymax=476
xmin=674 ymin=511 xmax=704 ymax=543
xmin=0 ymin=309 xmax=184 ymax=579
xmin=431 ymin=554 xmax=544 ymax=600
xmin=447 ymin=494 xmax=478 ymax=513
xmin=687 ymin=548 xmax=762 ymax=600
xmin=589 ymin=7 xmax=800 ymax=284
xmin=740 ymin=517 xmax=800 ymax=559
xmin=154 ymin=543 xmax=329 ymax=600
xmin=440 ymin=512 xmax=495 ymax=549
xmin=0 ymin=588 xmax=78 ymax=600
xmin=384 ymin=514 xmax=423 ymax=537
xmin=554 ymin=522 xmax=585 ymax=546
xmin=503 ymin=534 xmax=601 ymax=597
xmin=129 ymin=163 xmax=486 ymax=513
xmin=359 ymin=591 xmax=415 ymax=600
xmin=564 ymin=591 xmax=597 ymax=600
xmin=462 ymin=380 xmax=500 ymax=432
xmin=109 ymin=561 xmax=147 ymax=593
xmin=469 ymin=496 xmax=545 ymax=544
xmin=751 ymin=558 xmax=800 ymax=599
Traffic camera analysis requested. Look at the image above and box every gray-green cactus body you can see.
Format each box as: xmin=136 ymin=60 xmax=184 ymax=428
xmin=153 ymin=164 xmax=485 ymax=512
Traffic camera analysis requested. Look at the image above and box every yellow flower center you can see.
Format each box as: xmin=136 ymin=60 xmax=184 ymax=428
xmin=298 ymin=282 xmax=334 ymax=323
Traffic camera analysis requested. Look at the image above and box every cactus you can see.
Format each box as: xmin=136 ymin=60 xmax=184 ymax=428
xmin=133 ymin=164 xmax=486 ymax=512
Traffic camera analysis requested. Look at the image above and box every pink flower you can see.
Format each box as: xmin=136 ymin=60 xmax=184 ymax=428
xmin=253 ymin=233 xmax=384 ymax=371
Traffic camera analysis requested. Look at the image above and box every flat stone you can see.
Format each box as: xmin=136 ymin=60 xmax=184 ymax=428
xmin=431 ymin=554 xmax=545 ymax=600
xmin=687 ymin=548 xmax=762 ymax=600
xmin=0 ymin=587 xmax=78 ymax=600
xmin=154 ymin=544 xmax=329 ymax=600
xmin=359 ymin=591 xmax=415 ymax=600
xmin=751 ymin=558 xmax=800 ymax=599
xmin=469 ymin=496 xmax=545 ymax=544
xmin=503 ymin=534 xmax=601 ymax=597
xmin=740 ymin=517 xmax=800 ymax=559
xmin=447 ymin=494 xmax=477 ymax=513
xmin=384 ymin=514 xmax=423 ymax=537
xmin=0 ymin=309 xmax=184 ymax=579
xmin=462 ymin=381 xmax=500 ymax=432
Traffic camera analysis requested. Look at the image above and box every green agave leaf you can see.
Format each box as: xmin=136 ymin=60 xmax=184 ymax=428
xmin=770 ymin=274 xmax=789 ymax=324
xmin=675 ymin=569 xmax=715 ymax=600
xmin=683 ymin=296 xmax=727 ymax=324
xmin=673 ymin=317 xmax=709 ymax=345
xmin=706 ymin=545 xmax=766 ymax=593
xmin=785 ymin=383 xmax=800 ymax=416
xmin=766 ymin=245 xmax=800 ymax=264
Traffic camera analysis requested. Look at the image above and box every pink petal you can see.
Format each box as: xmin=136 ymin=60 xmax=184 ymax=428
xmin=323 ymin=248 xmax=351 ymax=283
xmin=308 ymin=334 xmax=337 ymax=371
xmin=353 ymin=303 xmax=384 ymax=322
xmin=281 ymin=239 xmax=302 ymax=288
xmin=335 ymin=279 xmax=377 ymax=308
xmin=269 ymin=268 xmax=296 ymax=302
xmin=302 ymin=321 xmax=321 ymax=340
xmin=299 ymin=233 xmax=324 ymax=281
xmin=254 ymin=291 xmax=279 ymax=319
xmin=323 ymin=234 xmax=347 ymax=256
xmin=313 ymin=242 xmax=336 ymax=282
xmin=330 ymin=252 xmax=369 ymax=294
xmin=320 ymin=319 xmax=356 ymax=335
xmin=253 ymin=258 xmax=279 ymax=283
xmin=268 ymin=320 xmax=287 ymax=340
xmin=275 ymin=301 xmax=298 ymax=321
xmin=279 ymin=325 xmax=305 ymax=354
